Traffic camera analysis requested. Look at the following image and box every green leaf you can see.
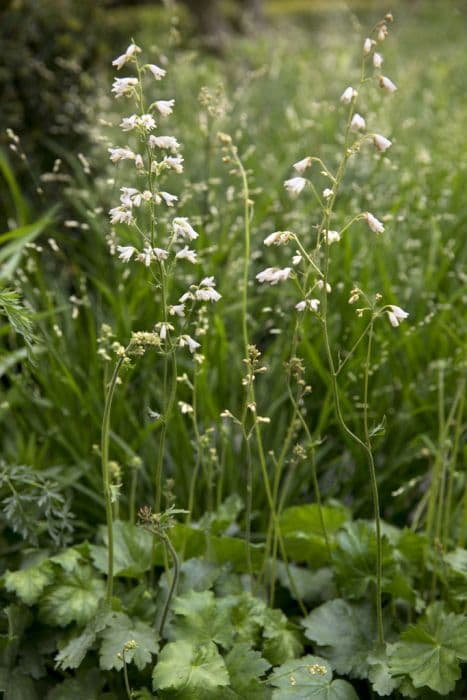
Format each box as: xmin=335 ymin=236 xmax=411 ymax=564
xmin=99 ymin=611 xmax=159 ymax=671
xmin=273 ymin=562 xmax=335 ymax=604
xmin=152 ymin=640 xmax=229 ymax=694
xmin=262 ymin=608 xmax=303 ymax=666
xmin=39 ymin=565 xmax=105 ymax=627
xmin=4 ymin=561 xmax=54 ymax=606
xmin=302 ymin=598 xmax=377 ymax=678
xmin=55 ymin=606 xmax=111 ymax=670
xmin=1 ymin=667 xmax=38 ymax=700
xmin=387 ymin=603 xmax=467 ymax=694
xmin=169 ymin=590 xmax=234 ymax=648
xmin=46 ymin=669 xmax=104 ymax=700
xmin=279 ymin=504 xmax=349 ymax=566
xmin=269 ymin=655 xmax=359 ymax=699
xmin=0 ymin=210 xmax=56 ymax=282
xmin=90 ymin=520 xmax=153 ymax=577
xmin=50 ymin=547 xmax=83 ymax=573
xmin=223 ymin=643 xmax=271 ymax=698
xmin=367 ymin=647 xmax=400 ymax=697
xmin=334 ymin=521 xmax=396 ymax=599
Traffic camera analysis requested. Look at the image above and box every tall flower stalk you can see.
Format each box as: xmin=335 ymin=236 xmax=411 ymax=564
xmin=101 ymin=42 xmax=221 ymax=596
xmin=257 ymin=15 xmax=406 ymax=643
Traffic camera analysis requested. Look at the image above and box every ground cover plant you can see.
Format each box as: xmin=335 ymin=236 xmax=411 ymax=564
xmin=1 ymin=2 xmax=466 ymax=698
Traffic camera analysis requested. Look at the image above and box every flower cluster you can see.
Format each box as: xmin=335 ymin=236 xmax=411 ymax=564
xmin=257 ymin=15 xmax=408 ymax=329
xmin=107 ymin=43 xmax=221 ymax=355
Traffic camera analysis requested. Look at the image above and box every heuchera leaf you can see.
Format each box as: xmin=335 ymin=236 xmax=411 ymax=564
xmin=90 ymin=520 xmax=153 ymax=577
xmin=169 ymin=590 xmax=234 ymax=649
xmin=302 ymin=598 xmax=376 ymax=678
xmin=223 ymin=643 xmax=271 ymax=698
xmin=269 ymin=655 xmax=359 ymax=699
xmin=152 ymin=640 xmax=229 ymax=694
xmin=4 ymin=561 xmax=54 ymax=606
xmin=262 ymin=608 xmax=303 ymax=666
xmin=55 ymin=606 xmax=111 ymax=670
xmin=46 ymin=669 xmax=104 ymax=700
xmin=387 ymin=602 xmax=467 ymax=695
xmin=99 ymin=611 xmax=159 ymax=671
xmin=39 ymin=565 xmax=105 ymax=627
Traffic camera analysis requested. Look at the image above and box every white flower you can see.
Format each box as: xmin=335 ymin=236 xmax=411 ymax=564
xmin=108 ymin=147 xmax=135 ymax=163
xmin=155 ymin=100 xmax=175 ymax=116
xmin=169 ymin=304 xmax=185 ymax=317
xmin=163 ymin=155 xmax=184 ymax=173
xmin=387 ymin=305 xmax=409 ymax=327
xmin=158 ymin=322 xmax=174 ymax=340
xmin=263 ymin=230 xmax=294 ymax=246
xmin=147 ymin=63 xmax=166 ymax=80
xmin=378 ymin=24 xmax=388 ymax=42
xmin=350 ymin=113 xmax=366 ymax=132
xmin=179 ymin=334 xmax=200 ymax=353
xmin=160 ymin=191 xmax=178 ymax=207
xmin=109 ymin=206 xmax=134 ymax=225
xmin=256 ymin=267 xmax=292 ymax=285
xmin=295 ymin=298 xmax=320 ymax=312
xmin=200 ymin=276 xmax=215 ymax=287
xmin=316 ymin=280 xmax=332 ymax=293
xmin=322 ymin=188 xmax=333 ymax=199
xmin=324 ymin=229 xmax=341 ymax=244
xmin=178 ymin=401 xmax=193 ymax=414
xmin=120 ymin=114 xmax=139 ymax=131
xmin=139 ymin=114 xmax=157 ymax=131
xmin=363 ymin=37 xmax=375 ymax=54
xmin=340 ymin=86 xmax=358 ymax=104
xmin=138 ymin=245 xmax=154 ymax=267
xmin=119 ymin=187 xmax=139 ymax=207
xmin=379 ymin=75 xmax=397 ymax=93
xmin=292 ymin=253 xmax=302 ymax=266
xmin=364 ymin=211 xmax=385 ymax=234
xmin=195 ymin=287 xmax=221 ymax=302
xmin=153 ymin=247 xmax=169 ymax=261
xmin=373 ymin=134 xmax=392 ymax=152
xmin=176 ymin=246 xmax=197 ymax=264
xmin=293 ymin=156 xmax=312 ymax=174
xmin=111 ymin=77 xmax=139 ymax=98
xmin=173 ymin=217 xmax=198 ymax=241
xmin=134 ymin=154 xmax=144 ymax=170
xmin=117 ymin=245 xmax=136 ymax=262
xmin=373 ymin=52 xmax=383 ymax=68
xmin=149 ymin=135 xmax=180 ymax=152
xmin=284 ymin=177 xmax=307 ymax=196
xmin=112 ymin=43 xmax=141 ymax=70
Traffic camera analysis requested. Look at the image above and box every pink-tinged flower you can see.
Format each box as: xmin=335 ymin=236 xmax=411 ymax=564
xmin=256 ymin=267 xmax=292 ymax=285
xmin=139 ymin=114 xmax=157 ymax=131
xmin=284 ymin=177 xmax=306 ymax=196
xmin=173 ymin=217 xmax=198 ymax=241
xmin=116 ymin=245 xmax=136 ymax=262
xmin=134 ymin=154 xmax=144 ymax=170
xmin=155 ymin=100 xmax=175 ymax=116
xmin=363 ymin=37 xmax=375 ymax=54
xmin=147 ymin=63 xmax=166 ymax=80
xmin=108 ymin=147 xmax=135 ymax=163
xmin=109 ymin=207 xmax=134 ymax=225
xmin=112 ymin=43 xmax=141 ymax=70
xmin=379 ymin=75 xmax=397 ymax=93
xmin=350 ymin=113 xmax=366 ymax=132
xmin=364 ymin=212 xmax=385 ymax=234
xmin=373 ymin=134 xmax=392 ymax=152
xmin=153 ymin=248 xmax=169 ymax=261
xmin=176 ymin=246 xmax=197 ymax=264
xmin=111 ymin=77 xmax=139 ymax=98
xmin=387 ymin=305 xmax=409 ymax=327
xmin=195 ymin=287 xmax=222 ymax=302
xmin=163 ymin=155 xmax=184 ymax=173
xmin=373 ymin=52 xmax=383 ymax=68
xmin=293 ymin=156 xmax=312 ymax=174
xmin=120 ymin=114 xmax=139 ymax=131
xmin=340 ymin=86 xmax=358 ymax=104
xmin=149 ymin=135 xmax=180 ymax=152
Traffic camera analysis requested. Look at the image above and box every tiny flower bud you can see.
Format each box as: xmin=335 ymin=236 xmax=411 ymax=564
xmin=350 ymin=113 xmax=366 ymax=132
xmin=379 ymin=75 xmax=397 ymax=93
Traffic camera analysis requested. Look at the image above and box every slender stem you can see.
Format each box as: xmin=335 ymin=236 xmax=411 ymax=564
xmin=158 ymin=533 xmax=180 ymax=637
xmin=122 ymin=650 xmax=132 ymax=700
xmin=101 ymin=352 xmax=127 ymax=603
